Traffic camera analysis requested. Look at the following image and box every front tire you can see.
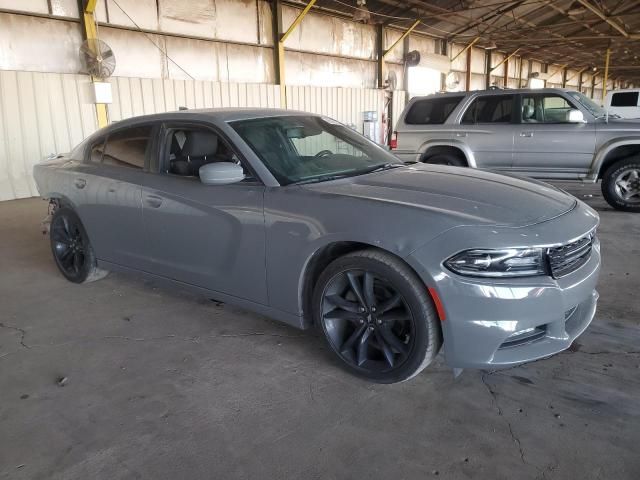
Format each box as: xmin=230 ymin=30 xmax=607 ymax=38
xmin=312 ymin=249 xmax=442 ymax=384
xmin=601 ymin=159 xmax=640 ymax=212
xmin=50 ymin=207 xmax=108 ymax=283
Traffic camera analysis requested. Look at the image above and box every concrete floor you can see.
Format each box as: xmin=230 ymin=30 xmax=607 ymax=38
xmin=1 ymin=182 xmax=639 ymax=480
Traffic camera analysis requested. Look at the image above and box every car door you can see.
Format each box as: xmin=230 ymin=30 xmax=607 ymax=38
xmin=73 ymin=124 xmax=155 ymax=269
xmin=512 ymin=93 xmax=596 ymax=178
xmin=456 ymin=93 xmax=517 ymax=170
xmin=141 ymin=122 xmax=268 ymax=304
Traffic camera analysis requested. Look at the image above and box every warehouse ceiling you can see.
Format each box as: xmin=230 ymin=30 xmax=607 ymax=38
xmin=306 ymin=0 xmax=640 ymax=81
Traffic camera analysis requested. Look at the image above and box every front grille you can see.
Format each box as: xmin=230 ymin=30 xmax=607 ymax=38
xmin=547 ymin=233 xmax=594 ymax=278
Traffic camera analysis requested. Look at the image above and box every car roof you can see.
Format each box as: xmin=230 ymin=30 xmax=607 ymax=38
xmin=107 ymin=108 xmax=318 ymax=129
xmin=410 ymin=88 xmax=579 ymax=101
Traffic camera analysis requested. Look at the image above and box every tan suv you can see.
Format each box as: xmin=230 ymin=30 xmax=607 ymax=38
xmin=392 ymin=87 xmax=640 ymax=211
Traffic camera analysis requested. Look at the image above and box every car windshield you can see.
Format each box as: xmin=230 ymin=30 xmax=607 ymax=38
xmin=567 ymin=91 xmax=607 ymax=118
xmin=230 ymin=115 xmax=403 ymax=185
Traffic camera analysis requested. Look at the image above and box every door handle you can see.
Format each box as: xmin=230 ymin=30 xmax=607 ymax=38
xmin=144 ymin=195 xmax=163 ymax=208
xmin=455 ymin=132 xmax=468 ymax=137
xmin=74 ymin=178 xmax=86 ymax=189
xmin=520 ymin=131 xmax=534 ymax=137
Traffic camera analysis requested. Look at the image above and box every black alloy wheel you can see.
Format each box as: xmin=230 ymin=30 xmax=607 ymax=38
xmin=49 ymin=207 xmax=107 ymax=283
xmin=314 ymin=250 xmax=441 ymax=383
xmin=321 ymin=269 xmax=415 ymax=371
xmin=51 ymin=212 xmax=86 ymax=278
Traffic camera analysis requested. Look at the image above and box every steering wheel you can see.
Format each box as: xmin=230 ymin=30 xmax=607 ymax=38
xmin=315 ymin=150 xmax=333 ymax=158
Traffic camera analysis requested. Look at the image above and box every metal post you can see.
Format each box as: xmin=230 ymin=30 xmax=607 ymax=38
xmin=451 ymin=37 xmax=479 ymax=63
xmin=485 ymin=49 xmax=492 ymax=89
xmin=383 ymin=20 xmax=420 ymax=60
xmin=603 ymin=47 xmax=611 ymax=99
xmin=562 ymin=68 xmax=567 ymax=88
xmin=465 ymin=44 xmax=472 ymax=91
xmin=277 ymin=0 xmax=317 ymax=107
xmin=377 ymin=24 xmax=384 ymax=89
xmin=518 ymin=55 xmax=524 ymax=88
xmin=79 ymin=0 xmax=108 ymax=128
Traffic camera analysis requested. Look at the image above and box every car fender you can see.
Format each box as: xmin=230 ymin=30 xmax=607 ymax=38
xmin=588 ymin=136 xmax=640 ymax=181
xmin=418 ymin=139 xmax=477 ymax=168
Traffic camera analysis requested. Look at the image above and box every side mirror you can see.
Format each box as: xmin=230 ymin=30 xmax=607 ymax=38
xmin=567 ymin=109 xmax=586 ymax=123
xmin=199 ymin=162 xmax=245 ymax=185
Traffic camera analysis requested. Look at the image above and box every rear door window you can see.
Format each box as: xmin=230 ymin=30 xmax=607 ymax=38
xmin=103 ymin=126 xmax=153 ymax=169
xmin=461 ymin=95 xmax=515 ymax=124
xmin=405 ymin=96 xmax=464 ymax=124
xmin=611 ymin=91 xmax=639 ymax=107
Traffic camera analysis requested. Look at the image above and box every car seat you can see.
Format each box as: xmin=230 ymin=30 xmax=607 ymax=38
xmin=522 ymin=104 xmax=538 ymax=123
xmin=170 ymin=131 xmax=220 ymax=176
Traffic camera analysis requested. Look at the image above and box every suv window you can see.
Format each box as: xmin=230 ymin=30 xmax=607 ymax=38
xmin=461 ymin=95 xmax=514 ymax=124
xmin=103 ymin=126 xmax=153 ymax=169
xmin=611 ymin=91 xmax=639 ymax=107
xmin=521 ymin=94 xmax=575 ymax=123
xmin=405 ymin=96 xmax=464 ymax=124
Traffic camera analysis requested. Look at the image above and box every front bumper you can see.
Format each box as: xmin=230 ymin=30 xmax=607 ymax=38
xmin=407 ymin=200 xmax=601 ymax=369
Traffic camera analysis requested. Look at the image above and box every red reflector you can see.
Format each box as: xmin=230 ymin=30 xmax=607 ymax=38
xmin=389 ymin=132 xmax=397 ymax=150
xmin=428 ymin=287 xmax=446 ymax=322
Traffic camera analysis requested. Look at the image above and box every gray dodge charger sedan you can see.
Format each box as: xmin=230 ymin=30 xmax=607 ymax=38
xmin=33 ymin=109 xmax=601 ymax=383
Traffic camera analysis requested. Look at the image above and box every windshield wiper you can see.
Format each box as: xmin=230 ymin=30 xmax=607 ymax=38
xmin=291 ymin=163 xmax=403 ymax=185
xmin=291 ymin=173 xmax=354 ymax=185
xmin=356 ymin=162 xmax=404 ymax=174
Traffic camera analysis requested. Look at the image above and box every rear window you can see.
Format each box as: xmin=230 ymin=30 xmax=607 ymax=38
xmin=611 ymin=91 xmax=639 ymax=107
xmin=404 ymin=96 xmax=464 ymax=125
xmin=461 ymin=95 xmax=515 ymax=124
xmin=102 ymin=126 xmax=153 ymax=169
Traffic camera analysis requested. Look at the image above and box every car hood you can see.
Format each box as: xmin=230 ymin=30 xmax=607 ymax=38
xmin=302 ymin=164 xmax=576 ymax=227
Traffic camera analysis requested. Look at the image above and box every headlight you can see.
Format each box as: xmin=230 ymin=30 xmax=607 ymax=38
xmin=445 ymin=248 xmax=547 ymax=278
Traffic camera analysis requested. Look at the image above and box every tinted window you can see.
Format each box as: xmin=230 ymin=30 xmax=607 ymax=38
xmin=103 ymin=126 xmax=153 ymax=169
xmin=611 ymin=91 xmax=639 ymax=107
xmin=522 ymin=94 xmax=575 ymax=123
xmin=405 ymin=97 xmax=464 ymax=124
xmin=231 ymin=115 xmax=402 ymax=185
xmin=461 ymin=95 xmax=514 ymax=124
xmin=89 ymin=139 xmax=105 ymax=163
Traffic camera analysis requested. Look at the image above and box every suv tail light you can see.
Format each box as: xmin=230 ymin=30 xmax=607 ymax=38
xmin=389 ymin=131 xmax=398 ymax=150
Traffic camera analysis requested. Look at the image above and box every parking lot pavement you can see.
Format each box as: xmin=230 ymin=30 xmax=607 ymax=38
xmin=1 ymin=183 xmax=639 ymax=480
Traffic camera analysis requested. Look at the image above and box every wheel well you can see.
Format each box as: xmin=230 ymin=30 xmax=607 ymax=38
xmin=300 ymin=242 xmax=430 ymax=326
xmin=420 ymin=146 xmax=468 ymax=165
xmin=598 ymin=144 xmax=640 ymax=179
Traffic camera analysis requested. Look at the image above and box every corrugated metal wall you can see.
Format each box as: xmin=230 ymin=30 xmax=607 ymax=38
xmin=0 ymin=70 xmax=97 ymax=201
xmin=0 ymin=70 xmax=399 ymax=201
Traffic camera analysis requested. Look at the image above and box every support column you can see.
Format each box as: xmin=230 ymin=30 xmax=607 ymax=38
xmin=376 ymin=24 xmax=384 ymax=89
xmin=465 ymin=46 xmax=472 ymax=91
xmin=603 ymin=47 xmax=611 ymax=99
xmin=78 ymin=0 xmax=108 ymax=128
xmin=518 ymin=56 xmax=524 ymax=88
xmin=274 ymin=0 xmax=317 ymax=108
xmin=485 ymin=50 xmax=492 ymax=89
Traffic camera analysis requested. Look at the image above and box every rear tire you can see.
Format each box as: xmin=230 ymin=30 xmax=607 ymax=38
xmin=424 ymin=154 xmax=466 ymax=167
xmin=601 ymin=159 xmax=640 ymax=212
xmin=312 ymin=249 xmax=442 ymax=384
xmin=50 ymin=207 xmax=108 ymax=283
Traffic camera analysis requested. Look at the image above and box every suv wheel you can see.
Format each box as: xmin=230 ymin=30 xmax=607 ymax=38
xmin=312 ymin=249 xmax=442 ymax=384
xmin=424 ymin=154 xmax=465 ymax=167
xmin=601 ymin=159 xmax=640 ymax=212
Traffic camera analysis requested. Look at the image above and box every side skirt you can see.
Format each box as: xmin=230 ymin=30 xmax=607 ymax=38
xmin=97 ymin=259 xmax=309 ymax=330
